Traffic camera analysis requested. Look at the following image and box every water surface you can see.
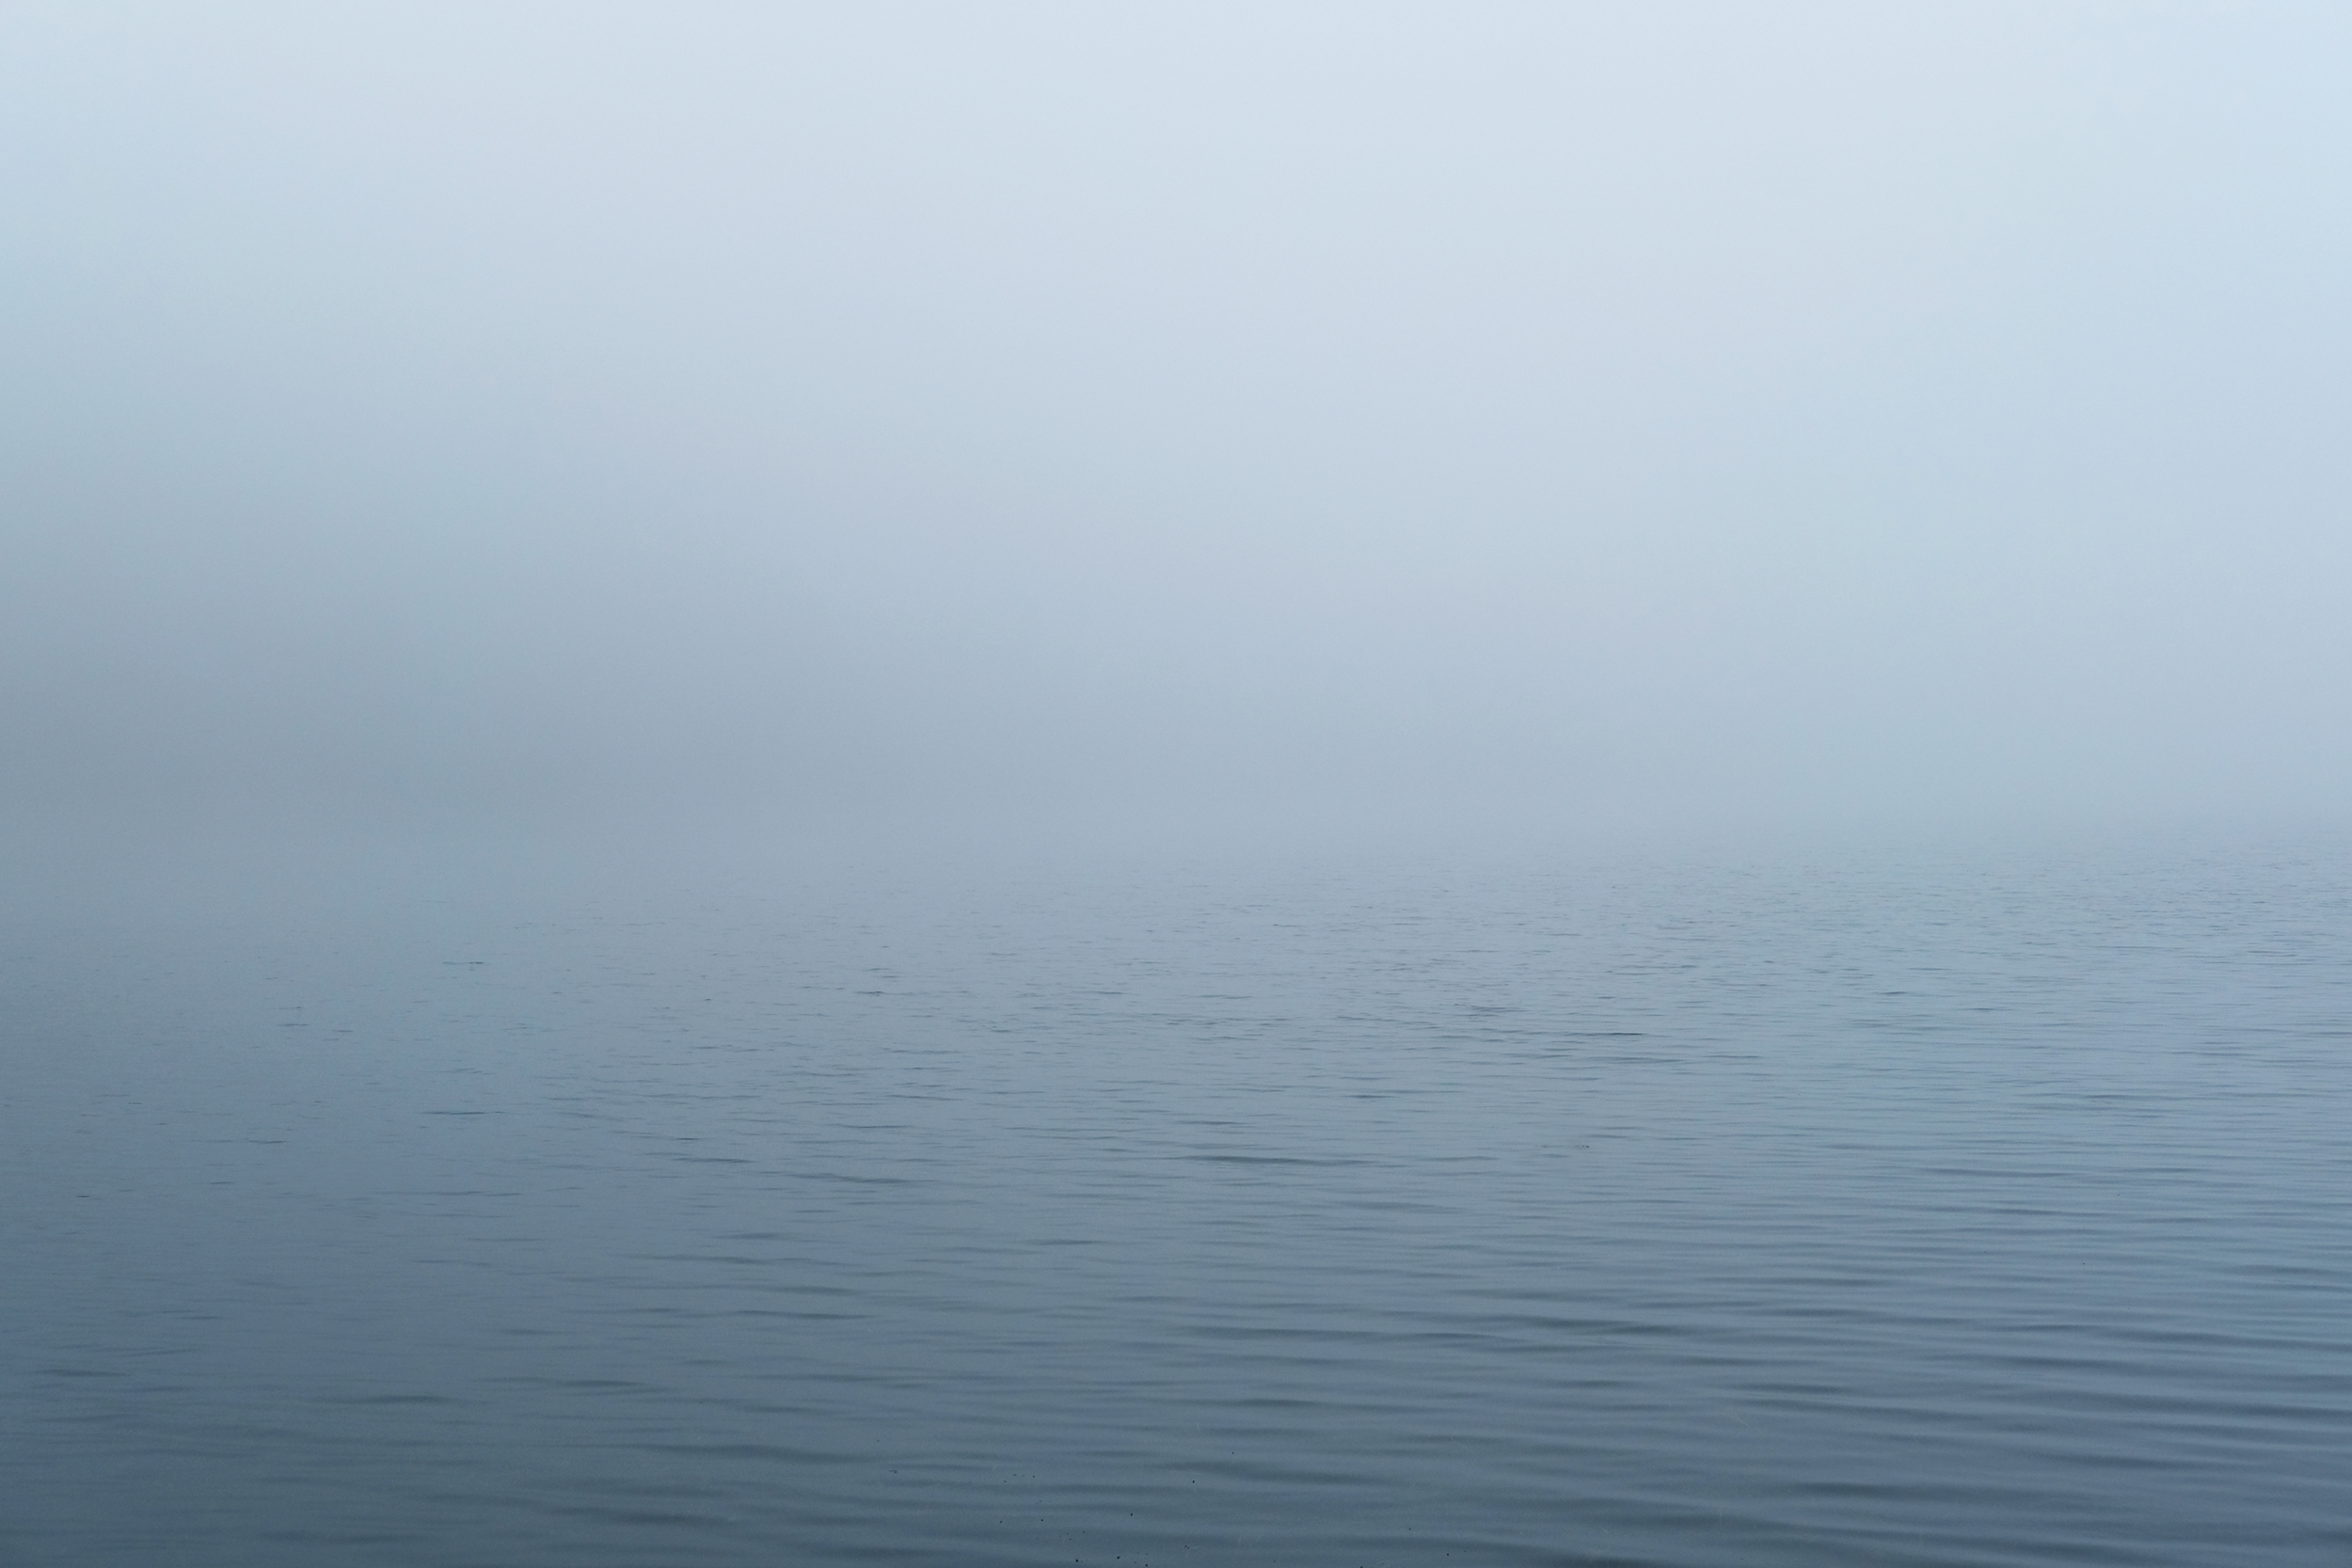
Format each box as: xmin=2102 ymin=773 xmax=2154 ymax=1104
xmin=5 ymin=832 xmax=2346 ymax=1565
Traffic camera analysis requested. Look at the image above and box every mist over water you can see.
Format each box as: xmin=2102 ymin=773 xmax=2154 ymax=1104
xmin=6 ymin=6 xmax=2351 ymax=1565
xmin=7 ymin=3 xmax=2350 ymax=841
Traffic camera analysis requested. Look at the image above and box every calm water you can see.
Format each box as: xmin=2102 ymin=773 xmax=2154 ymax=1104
xmin=5 ymin=831 xmax=2348 ymax=1566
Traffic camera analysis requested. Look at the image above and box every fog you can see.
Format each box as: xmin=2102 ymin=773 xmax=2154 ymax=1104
xmin=7 ymin=4 xmax=2348 ymax=852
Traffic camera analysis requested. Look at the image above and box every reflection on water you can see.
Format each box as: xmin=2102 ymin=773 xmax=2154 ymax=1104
xmin=6 ymin=835 xmax=2348 ymax=1565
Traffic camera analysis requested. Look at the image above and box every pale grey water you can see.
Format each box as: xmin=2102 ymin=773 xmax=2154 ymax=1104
xmin=5 ymin=832 xmax=2348 ymax=1566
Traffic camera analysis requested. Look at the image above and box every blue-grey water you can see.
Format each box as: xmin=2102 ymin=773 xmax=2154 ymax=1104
xmin=5 ymin=830 xmax=2348 ymax=1566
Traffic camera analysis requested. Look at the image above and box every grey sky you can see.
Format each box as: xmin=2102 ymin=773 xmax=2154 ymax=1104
xmin=6 ymin=4 xmax=2347 ymax=842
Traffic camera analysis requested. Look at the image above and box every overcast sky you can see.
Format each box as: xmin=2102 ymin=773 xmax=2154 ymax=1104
xmin=6 ymin=3 xmax=2347 ymax=845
